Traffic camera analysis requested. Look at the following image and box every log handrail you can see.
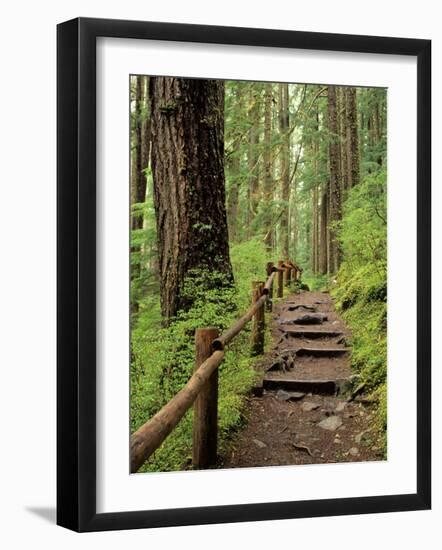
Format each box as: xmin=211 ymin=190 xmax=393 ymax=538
xmin=130 ymin=259 xmax=301 ymax=473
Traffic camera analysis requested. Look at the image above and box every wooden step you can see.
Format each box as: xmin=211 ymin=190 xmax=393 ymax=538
xmin=280 ymin=328 xmax=343 ymax=338
xmin=296 ymin=347 xmax=350 ymax=357
xmin=263 ymin=377 xmax=336 ymax=395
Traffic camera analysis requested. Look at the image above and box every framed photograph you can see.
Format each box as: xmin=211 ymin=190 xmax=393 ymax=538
xmin=57 ymin=17 xmax=431 ymax=532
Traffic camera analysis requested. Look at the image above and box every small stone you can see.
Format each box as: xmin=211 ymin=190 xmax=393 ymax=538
xmin=349 ymin=447 xmax=359 ymax=456
xmin=288 ymin=392 xmax=306 ymax=401
xmin=301 ymin=401 xmax=320 ymax=412
xmin=333 ymin=438 xmax=342 ymax=444
xmin=294 ymin=313 xmax=328 ymax=325
xmin=276 ymin=389 xmax=291 ymax=401
xmin=355 ymin=431 xmax=366 ymax=444
xmin=317 ymin=415 xmax=343 ymax=431
xmin=276 ymin=389 xmax=305 ymax=401
xmin=335 ymin=401 xmax=347 ymax=412
xmin=253 ymin=439 xmax=267 ymax=449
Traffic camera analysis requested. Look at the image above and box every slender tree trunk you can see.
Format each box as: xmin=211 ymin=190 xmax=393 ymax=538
xmin=227 ymin=149 xmax=240 ymax=241
xmin=311 ymin=107 xmax=320 ymax=273
xmin=263 ymin=83 xmax=273 ymax=252
xmin=279 ymin=83 xmax=290 ymax=258
xmin=327 ymin=86 xmax=342 ymax=273
xmin=130 ymin=76 xmax=150 ymax=313
xmin=337 ymin=87 xmax=349 ymax=193
xmin=131 ymin=76 xmax=145 ymax=231
xmin=227 ymin=87 xmax=242 ymax=241
xmin=319 ymin=187 xmax=328 ymax=274
xmin=247 ymin=85 xmax=260 ymax=231
xmin=346 ymin=87 xmax=360 ymax=187
xmin=150 ymin=77 xmax=233 ymax=320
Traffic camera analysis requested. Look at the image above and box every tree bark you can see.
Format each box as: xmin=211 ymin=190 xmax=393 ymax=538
xmin=319 ymin=189 xmax=328 ymax=274
xmin=346 ymin=87 xmax=360 ymax=187
xmin=247 ymin=84 xmax=261 ymax=231
xmin=311 ymin=107 xmax=319 ymax=273
xmin=132 ymin=76 xmax=150 ymax=231
xmin=263 ymin=83 xmax=273 ymax=252
xmin=279 ymin=83 xmax=290 ymax=258
xmin=327 ymin=86 xmax=342 ymax=273
xmin=150 ymin=77 xmax=233 ymax=320
xmin=227 ymin=86 xmax=242 ymax=241
xmin=338 ymin=87 xmax=349 ymax=193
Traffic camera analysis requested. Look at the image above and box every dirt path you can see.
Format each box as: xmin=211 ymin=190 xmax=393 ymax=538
xmin=221 ymin=289 xmax=383 ymax=468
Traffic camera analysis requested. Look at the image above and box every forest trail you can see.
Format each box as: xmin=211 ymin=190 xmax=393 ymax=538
xmin=221 ymin=289 xmax=383 ymax=468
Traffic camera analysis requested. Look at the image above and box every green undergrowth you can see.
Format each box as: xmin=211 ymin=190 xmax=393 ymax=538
xmin=131 ymin=238 xmax=272 ymax=473
xmin=332 ymin=171 xmax=387 ymax=455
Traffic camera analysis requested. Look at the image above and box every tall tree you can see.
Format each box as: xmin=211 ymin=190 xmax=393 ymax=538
xmin=150 ymin=77 xmax=233 ymax=320
xmin=247 ymin=84 xmax=261 ymax=231
xmin=311 ymin=108 xmax=320 ymax=273
xmin=345 ymin=87 xmax=360 ymax=187
xmin=337 ymin=87 xmax=349 ymax=192
xmin=319 ymin=187 xmax=328 ymax=274
xmin=130 ymin=76 xmax=151 ymax=313
xmin=226 ymin=84 xmax=242 ymax=241
xmin=130 ymin=77 xmax=151 ymax=231
xmin=279 ymin=83 xmax=290 ymax=258
xmin=327 ymin=85 xmax=342 ymax=273
xmin=263 ymin=83 xmax=273 ymax=252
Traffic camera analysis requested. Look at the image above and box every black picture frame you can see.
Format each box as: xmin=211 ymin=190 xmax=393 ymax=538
xmin=57 ymin=17 xmax=431 ymax=532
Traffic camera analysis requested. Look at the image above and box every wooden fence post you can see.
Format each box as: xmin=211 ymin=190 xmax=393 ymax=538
xmin=277 ymin=260 xmax=284 ymax=298
xmin=193 ymin=327 xmax=219 ymax=469
xmin=251 ymin=281 xmax=265 ymax=355
xmin=285 ymin=261 xmax=292 ymax=287
xmin=266 ymin=262 xmax=274 ymax=311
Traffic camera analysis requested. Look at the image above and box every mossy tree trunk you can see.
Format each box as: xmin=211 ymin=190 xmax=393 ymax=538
xmin=150 ymin=77 xmax=233 ymax=321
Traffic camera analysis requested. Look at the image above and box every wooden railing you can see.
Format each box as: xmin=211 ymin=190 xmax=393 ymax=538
xmin=130 ymin=259 xmax=303 ymax=473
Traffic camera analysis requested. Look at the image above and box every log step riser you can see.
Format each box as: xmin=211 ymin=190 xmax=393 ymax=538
xmin=296 ymin=348 xmax=350 ymax=357
xmin=284 ymin=331 xmax=344 ymax=339
xmin=263 ymin=378 xmax=336 ymax=395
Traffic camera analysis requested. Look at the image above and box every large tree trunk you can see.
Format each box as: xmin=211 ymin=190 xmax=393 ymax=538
xmin=150 ymin=77 xmax=233 ymax=320
xmin=279 ymin=83 xmax=290 ymax=258
xmin=327 ymin=86 xmax=342 ymax=273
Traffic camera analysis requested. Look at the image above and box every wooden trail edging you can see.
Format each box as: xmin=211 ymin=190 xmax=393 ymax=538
xmin=130 ymin=259 xmax=303 ymax=473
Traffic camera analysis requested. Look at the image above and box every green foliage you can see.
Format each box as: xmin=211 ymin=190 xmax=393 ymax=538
xmin=131 ymin=238 xmax=269 ymax=472
xmin=332 ymin=172 xmax=387 ymax=456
